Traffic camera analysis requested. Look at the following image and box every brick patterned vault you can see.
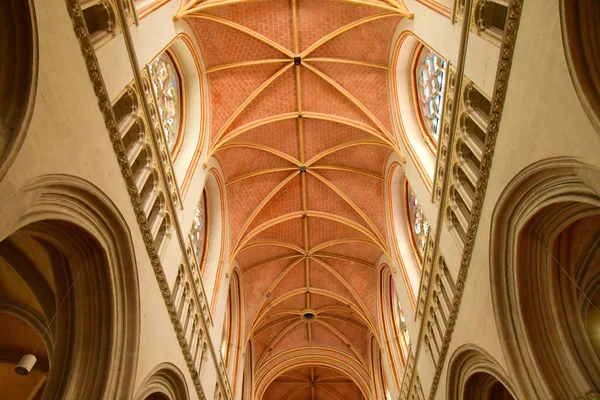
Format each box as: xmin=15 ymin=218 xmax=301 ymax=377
xmin=178 ymin=1 xmax=411 ymax=398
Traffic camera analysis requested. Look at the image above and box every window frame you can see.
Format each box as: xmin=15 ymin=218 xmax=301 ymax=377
xmin=148 ymin=49 xmax=186 ymax=161
xmin=404 ymin=179 xmax=431 ymax=266
xmin=410 ymin=44 xmax=448 ymax=154
xmin=190 ymin=189 xmax=209 ymax=275
xmin=389 ymin=278 xmax=410 ymax=365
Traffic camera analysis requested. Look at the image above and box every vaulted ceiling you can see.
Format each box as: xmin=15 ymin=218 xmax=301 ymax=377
xmin=262 ymin=366 xmax=363 ymax=400
xmin=180 ymin=0 xmax=410 ymax=397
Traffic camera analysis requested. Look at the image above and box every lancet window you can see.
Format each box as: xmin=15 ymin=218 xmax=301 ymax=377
xmin=391 ymin=283 xmax=411 ymax=362
xmin=415 ymin=46 xmax=447 ymax=147
xmin=148 ymin=52 xmax=181 ymax=152
xmin=190 ymin=190 xmax=208 ymax=269
xmin=407 ymin=184 xmax=430 ymax=260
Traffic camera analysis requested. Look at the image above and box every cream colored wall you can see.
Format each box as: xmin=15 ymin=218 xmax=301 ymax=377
xmin=388 ymin=0 xmax=600 ymax=398
xmin=404 ymin=0 xmax=499 ymax=95
xmin=0 ymin=0 xmax=219 ymax=398
xmin=409 ymin=0 xmax=600 ymax=398
xmin=386 ymin=1 xmax=498 ymax=391
xmin=9 ymin=0 xmax=599 ymax=398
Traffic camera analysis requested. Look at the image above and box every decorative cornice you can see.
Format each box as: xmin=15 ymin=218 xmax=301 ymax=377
xmin=425 ymin=0 xmax=524 ymax=398
xmin=63 ymin=1 xmax=207 ymax=397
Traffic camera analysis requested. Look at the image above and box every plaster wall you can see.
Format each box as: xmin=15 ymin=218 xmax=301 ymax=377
xmin=430 ymin=0 xmax=600 ymax=397
xmin=404 ymin=0 xmax=500 ymax=95
xmin=0 ymin=0 xmax=208 ymax=398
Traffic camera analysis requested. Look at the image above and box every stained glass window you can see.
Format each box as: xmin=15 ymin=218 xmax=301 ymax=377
xmin=416 ymin=46 xmax=447 ymax=145
xmin=191 ymin=191 xmax=207 ymax=263
xmin=391 ymin=283 xmax=410 ymax=361
xmin=148 ymin=52 xmax=181 ymax=151
xmin=407 ymin=185 xmax=430 ymax=259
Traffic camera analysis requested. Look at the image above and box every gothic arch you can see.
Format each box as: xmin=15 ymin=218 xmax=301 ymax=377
xmin=377 ymin=264 xmax=410 ymax=393
xmin=204 ymin=164 xmax=228 ymax=315
xmin=0 ymin=0 xmax=38 ymax=180
xmin=447 ymin=345 xmax=516 ymax=400
xmin=391 ymin=30 xmax=446 ymax=191
xmin=560 ymin=0 xmax=600 ymax=133
xmin=149 ymin=48 xmax=186 ymax=161
xmin=387 ymin=161 xmax=421 ymax=303
xmin=134 ymin=362 xmax=190 ymax=400
xmin=0 ymin=174 xmax=140 ymax=399
xmin=221 ymin=269 xmax=243 ymax=391
xmin=255 ymin=347 xmax=373 ymax=400
xmin=490 ymin=157 xmax=600 ymax=399
xmin=158 ymin=33 xmax=209 ymax=195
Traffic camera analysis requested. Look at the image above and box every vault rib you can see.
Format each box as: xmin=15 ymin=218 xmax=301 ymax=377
xmin=255 ymin=315 xmax=300 ymax=336
xmin=306 ymin=211 xmax=387 ymax=252
xmin=294 ymin=54 xmax=312 ymax=340
xmin=308 ymin=170 xmax=386 ymax=245
xmin=226 ymin=167 xmax=299 ymax=186
xmin=260 ymin=309 xmax=305 ymax=323
xmin=216 ymin=142 xmax=301 ymax=166
xmin=302 ymin=112 xmax=397 ymax=149
xmin=311 ymin=257 xmax=375 ymax=328
xmin=310 ymin=165 xmax=383 ymax=180
xmin=315 ymin=382 xmax=346 ymax=400
xmin=332 ymin=0 xmax=412 ymax=14
xmin=181 ymin=14 xmax=295 ymax=58
xmin=209 ymin=62 xmax=294 ymax=152
xmin=182 ymin=0 xmax=412 ymax=381
xmin=277 ymin=371 xmax=311 ymax=382
xmin=300 ymin=12 xmax=401 ymax=58
xmin=311 ymin=252 xmax=375 ymax=270
xmin=291 ymin=0 xmax=299 ymax=54
xmin=317 ymin=314 xmax=369 ymax=332
xmin=311 ymin=368 xmax=315 ymax=400
xmin=232 ymin=171 xmax=299 ymax=251
xmin=251 ymin=257 xmax=305 ymax=328
xmin=206 ymin=59 xmax=290 ymax=74
xmin=251 ymin=287 xmax=372 ymax=333
xmin=178 ymin=0 xmax=269 ymax=14
xmin=303 ymin=62 xmax=393 ymax=141
xmin=210 ymin=113 xmax=298 ymax=157
xmin=178 ymin=0 xmax=411 ymax=16
xmin=315 ymin=319 xmax=366 ymax=363
xmin=304 ymin=57 xmax=388 ymax=70
xmin=236 ymin=210 xmax=386 ymax=255
xmin=314 ymin=305 xmax=360 ymax=314
xmin=257 ymin=319 xmax=304 ymax=366
xmin=316 ymin=375 xmax=354 ymax=383
xmin=305 ymin=139 xmax=391 ymax=167
xmin=242 ymin=254 xmax=303 ymax=273
xmin=284 ymin=384 xmax=311 ymax=400
xmin=238 ymin=240 xmax=305 ymax=255
xmin=309 ymin=238 xmax=379 ymax=253
xmin=213 ymin=111 xmax=396 ymax=155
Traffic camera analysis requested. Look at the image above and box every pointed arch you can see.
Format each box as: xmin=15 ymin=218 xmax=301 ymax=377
xmin=491 ymin=158 xmax=600 ymax=399
xmin=447 ymin=345 xmax=516 ymax=400
xmin=0 ymin=174 xmax=140 ymax=399
xmin=134 ymin=363 xmax=190 ymax=400
xmin=391 ymin=31 xmax=445 ymax=192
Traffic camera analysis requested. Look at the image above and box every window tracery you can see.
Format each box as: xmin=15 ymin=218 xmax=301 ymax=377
xmin=391 ymin=283 xmax=411 ymax=362
xmin=407 ymin=184 xmax=430 ymax=260
xmin=415 ymin=46 xmax=447 ymax=147
xmin=148 ymin=52 xmax=181 ymax=151
xmin=190 ymin=190 xmax=207 ymax=268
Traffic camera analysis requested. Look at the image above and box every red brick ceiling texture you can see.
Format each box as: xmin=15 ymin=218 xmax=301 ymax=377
xmin=186 ymin=1 xmax=409 ymax=398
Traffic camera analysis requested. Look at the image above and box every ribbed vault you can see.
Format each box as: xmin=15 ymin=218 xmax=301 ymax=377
xmin=263 ymin=366 xmax=363 ymax=400
xmin=178 ymin=0 xmax=410 ymax=396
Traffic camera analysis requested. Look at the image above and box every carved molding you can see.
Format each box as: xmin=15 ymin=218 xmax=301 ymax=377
xmin=63 ymin=1 xmax=207 ymax=398
xmin=425 ymin=0 xmax=524 ymax=398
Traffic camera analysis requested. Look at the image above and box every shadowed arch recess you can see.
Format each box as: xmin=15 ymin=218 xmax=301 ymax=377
xmin=176 ymin=0 xmax=412 ymax=394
